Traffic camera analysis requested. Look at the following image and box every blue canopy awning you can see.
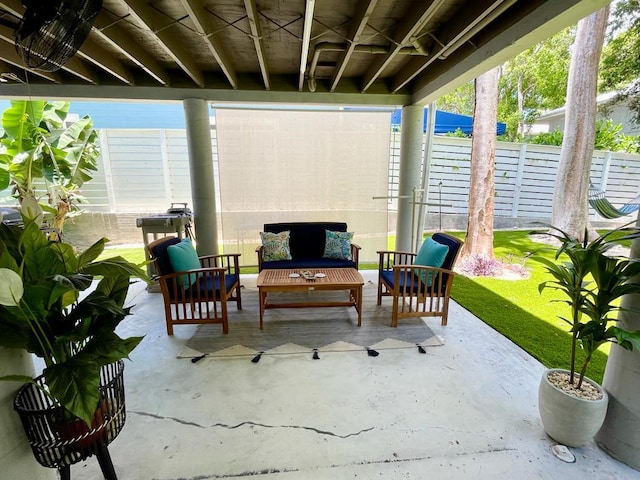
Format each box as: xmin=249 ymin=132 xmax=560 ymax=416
xmin=391 ymin=108 xmax=506 ymax=136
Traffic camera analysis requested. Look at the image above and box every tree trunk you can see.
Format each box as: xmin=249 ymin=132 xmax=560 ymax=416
xmin=461 ymin=66 xmax=500 ymax=261
xmin=551 ymin=6 xmax=609 ymax=239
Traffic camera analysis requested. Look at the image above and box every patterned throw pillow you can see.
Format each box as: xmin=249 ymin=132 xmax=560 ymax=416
xmin=323 ymin=230 xmax=353 ymax=260
xmin=413 ymin=236 xmax=449 ymax=285
xmin=260 ymin=231 xmax=292 ymax=261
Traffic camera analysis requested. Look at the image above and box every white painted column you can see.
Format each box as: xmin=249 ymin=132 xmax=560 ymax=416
xmin=0 ymin=348 xmax=54 ymax=479
xmin=595 ymin=210 xmax=640 ymax=471
xmin=415 ymin=102 xmax=436 ymax=249
xmin=183 ymin=98 xmax=218 ymax=256
xmin=396 ymin=105 xmax=424 ymax=251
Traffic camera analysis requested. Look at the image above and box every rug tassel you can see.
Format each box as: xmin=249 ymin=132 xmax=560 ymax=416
xmin=417 ymin=344 xmax=426 ymax=354
xmin=191 ymin=354 xmax=206 ymax=364
xmin=312 ymin=348 xmax=320 ymax=360
xmin=251 ymin=351 xmax=264 ymax=363
xmin=367 ymin=348 xmax=379 ymax=357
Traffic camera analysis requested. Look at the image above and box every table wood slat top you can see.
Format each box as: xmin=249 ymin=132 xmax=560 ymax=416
xmin=257 ymin=268 xmax=364 ymax=288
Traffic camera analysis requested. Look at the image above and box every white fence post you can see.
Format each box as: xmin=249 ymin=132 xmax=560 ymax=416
xmin=511 ymin=143 xmax=528 ymax=217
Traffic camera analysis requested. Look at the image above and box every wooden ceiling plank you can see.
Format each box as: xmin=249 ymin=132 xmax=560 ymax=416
xmin=361 ymin=0 xmax=445 ymax=92
xmin=76 ymin=37 xmax=133 ymax=84
xmin=121 ymin=0 xmax=205 ymax=87
xmin=330 ymin=0 xmax=378 ymax=92
xmin=243 ymin=0 xmax=270 ymax=90
xmin=93 ymin=15 xmax=170 ymax=86
xmin=180 ymin=0 xmax=238 ymax=89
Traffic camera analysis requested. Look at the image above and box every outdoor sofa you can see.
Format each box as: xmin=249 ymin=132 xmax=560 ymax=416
xmin=256 ymin=222 xmax=360 ymax=271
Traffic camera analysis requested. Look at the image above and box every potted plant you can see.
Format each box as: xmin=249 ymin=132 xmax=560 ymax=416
xmin=533 ymin=223 xmax=640 ymax=447
xmin=0 ymin=219 xmax=148 ymax=460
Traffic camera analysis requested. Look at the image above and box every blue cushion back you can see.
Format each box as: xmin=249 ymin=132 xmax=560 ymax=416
xmin=264 ymin=222 xmax=347 ymax=260
xmin=150 ymin=236 xmax=182 ymax=275
xmin=432 ymin=233 xmax=462 ymax=269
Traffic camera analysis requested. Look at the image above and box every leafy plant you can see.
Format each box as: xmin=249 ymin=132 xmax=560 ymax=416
xmin=0 ymin=219 xmax=149 ymax=425
xmin=0 ymin=100 xmax=100 ymax=238
xmin=532 ymin=223 xmax=640 ymax=389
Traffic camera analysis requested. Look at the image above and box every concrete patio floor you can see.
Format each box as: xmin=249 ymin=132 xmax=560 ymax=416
xmin=73 ymin=271 xmax=638 ymax=480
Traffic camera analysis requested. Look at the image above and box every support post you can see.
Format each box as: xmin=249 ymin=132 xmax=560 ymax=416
xmin=183 ymin=98 xmax=218 ymax=256
xmin=396 ymin=105 xmax=424 ymax=252
xmin=415 ymin=102 xmax=436 ymax=249
xmin=595 ymin=210 xmax=640 ymax=471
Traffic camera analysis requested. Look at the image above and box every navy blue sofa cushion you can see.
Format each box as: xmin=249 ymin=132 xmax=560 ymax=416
xmin=261 ymin=222 xmax=357 ymax=270
xmin=264 ymin=222 xmax=347 ymax=260
xmin=262 ymin=258 xmax=356 ymax=270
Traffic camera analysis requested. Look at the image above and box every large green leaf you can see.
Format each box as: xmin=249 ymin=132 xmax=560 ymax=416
xmin=0 ymin=163 xmax=9 ymax=191
xmin=81 ymin=332 xmax=143 ymax=366
xmin=2 ymin=101 xmax=41 ymax=144
xmin=44 ymin=359 xmax=101 ymax=426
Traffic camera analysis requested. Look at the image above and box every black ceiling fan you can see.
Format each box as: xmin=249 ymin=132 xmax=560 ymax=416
xmin=13 ymin=0 xmax=103 ymax=72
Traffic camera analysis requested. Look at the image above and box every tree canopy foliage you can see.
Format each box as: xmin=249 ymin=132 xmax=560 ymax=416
xmin=599 ymin=0 xmax=640 ymax=124
xmin=498 ymin=27 xmax=574 ymax=139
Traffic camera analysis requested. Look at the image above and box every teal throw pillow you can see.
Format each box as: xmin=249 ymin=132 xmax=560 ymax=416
xmin=414 ymin=237 xmax=449 ymax=285
xmin=323 ymin=230 xmax=353 ymax=260
xmin=167 ymin=237 xmax=201 ymax=289
xmin=260 ymin=231 xmax=292 ymax=261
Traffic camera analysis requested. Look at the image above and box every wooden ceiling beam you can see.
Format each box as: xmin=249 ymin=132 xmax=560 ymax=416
xmin=0 ymin=0 xmax=128 ymax=84
xmin=93 ymin=14 xmax=170 ymax=86
xmin=120 ymin=0 xmax=205 ymax=87
xmin=0 ymin=23 xmax=97 ymax=83
xmin=243 ymin=0 xmax=270 ymax=90
xmin=391 ymin=0 xmax=514 ymax=92
xmin=0 ymin=40 xmax=62 ymax=83
xmin=361 ymin=0 xmax=445 ymax=92
xmin=330 ymin=0 xmax=378 ymax=93
xmin=180 ymin=0 xmax=238 ymax=89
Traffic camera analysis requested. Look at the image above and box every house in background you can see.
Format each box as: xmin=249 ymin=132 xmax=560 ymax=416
xmin=532 ymin=90 xmax=640 ymax=136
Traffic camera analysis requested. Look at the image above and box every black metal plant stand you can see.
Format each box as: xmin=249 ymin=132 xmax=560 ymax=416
xmin=14 ymin=361 xmax=127 ymax=480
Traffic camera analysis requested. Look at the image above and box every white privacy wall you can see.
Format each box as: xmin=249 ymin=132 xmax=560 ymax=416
xmin=1 ymin=118 xmax=639 ymax=254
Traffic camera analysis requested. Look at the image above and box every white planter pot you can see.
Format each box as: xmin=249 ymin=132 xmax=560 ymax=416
xmin=538 ymin=368 xmax=608 ymax=447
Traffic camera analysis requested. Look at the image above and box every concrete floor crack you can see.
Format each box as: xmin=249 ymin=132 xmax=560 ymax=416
xmin=131 ymin=410 xmax=375 ymax=438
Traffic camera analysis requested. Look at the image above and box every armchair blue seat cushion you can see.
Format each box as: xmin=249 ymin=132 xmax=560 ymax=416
xmin=190 ymin=273 xmax=240 ymax=297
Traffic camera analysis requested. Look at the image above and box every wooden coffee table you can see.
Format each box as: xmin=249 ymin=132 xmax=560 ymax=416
xmin=256 ymin=268 xmax=365 ymax=329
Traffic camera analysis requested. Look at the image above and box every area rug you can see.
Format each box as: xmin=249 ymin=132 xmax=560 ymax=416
xmin=178 ymin=282 xmax=443 ymax=360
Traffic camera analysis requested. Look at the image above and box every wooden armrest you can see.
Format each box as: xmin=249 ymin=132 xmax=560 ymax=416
xmin=162 ymin=266 xmax=225 ymax=277
xmin=377 ymin=250 xmax=417 ymax=271
xmin=377 ymin=249 xmax=415 ymax=256
xmin=198 ymin=254 xmax=241 ymax=273
xmin=392 ymin=264 xmax=453 ymax=273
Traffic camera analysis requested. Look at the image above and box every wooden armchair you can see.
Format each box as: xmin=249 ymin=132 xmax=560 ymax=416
xmin=377 ymin=232 xmax=463 ymax=327
xmin=147 ymin=236 xmax=242 ymax=335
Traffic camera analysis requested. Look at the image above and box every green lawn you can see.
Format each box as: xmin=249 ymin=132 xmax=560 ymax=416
xmin=448 ymin=230 xmax=609 ymax=383
xmin=99 ymin=230 xmax=620 ymax=383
